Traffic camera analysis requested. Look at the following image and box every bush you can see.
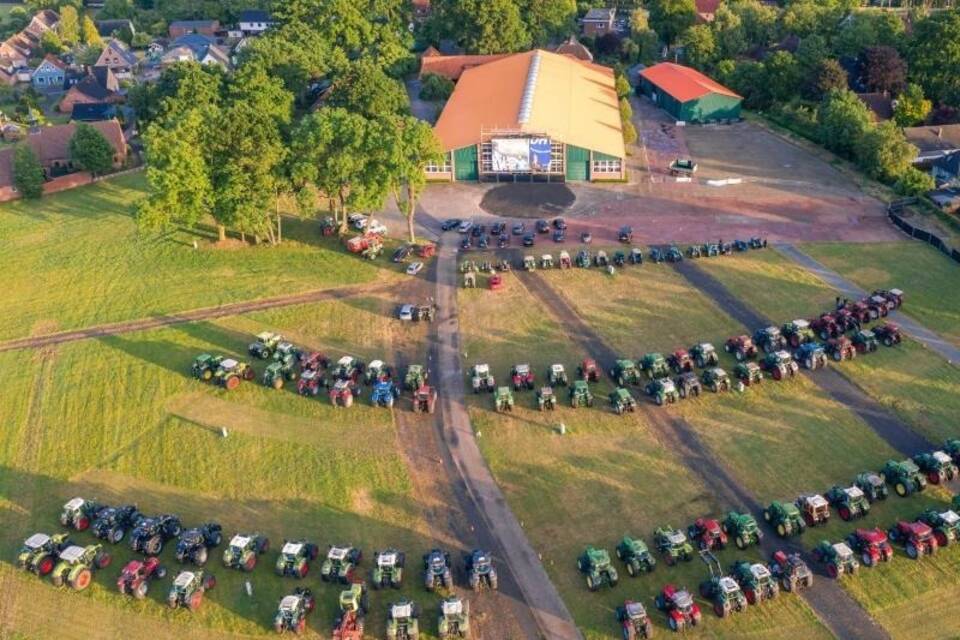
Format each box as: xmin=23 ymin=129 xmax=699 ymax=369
xmin=895 ymin=166 xmax=935 ymax=196
xmin=13 ymin=146 xmax=44 ymax=199
xmin=419 ymin=73 xmax=454 ymax=102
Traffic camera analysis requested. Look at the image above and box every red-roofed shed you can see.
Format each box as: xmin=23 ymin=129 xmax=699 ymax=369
xmin=639 ymin=62 xmax=742 ymax=123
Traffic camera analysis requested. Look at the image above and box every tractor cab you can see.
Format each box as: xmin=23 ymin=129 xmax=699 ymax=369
xmin=691 ymin=342 xmax=718 ymax=367
xmin=217 ymin=358 xmax=239 ymax=374
xmin=540 ymin=254 xmax=554 ymax=269
xmin=782 ymin=319 xmax=814 ymax=347
xmin=281 ymin=542 xmax=303 ymax=562
xmin=439 ymin=597 xmax=470 ymax=637
xmin=797 ymin=494 xmax=830 ymax=526
xmin=629 ymin=247 xmax=644 ymax=264
xmin=412 ymin=385 xmax=437 ymax=414
xmin=173 ymin=570 xmax=196 ymax=591
xmin=853 ymin=329 xmax=878 ymax=353
xmin=470 ymin=364 xmax=495 ymax=392
xmin=548 ymin=363 xmax=568 ymax=386
xmin=595 ymin=250 xmax=609 ymax=267
xmin=511 ymin=364 xmax=534 ymax=390
xmin=754 ymin=326 xmax=785 ymax=353
xmin=523 ymin=255 xmax=536 ymax=271
xmin=249 ymin=332 xmax=283 ymax=358
xmin=558 ymin=251 xmax=572 ymax=269
xmin=536 ymin=386 xmax=557 ymax=411
xmin=365 ymin=360 xmax=390 ymax=384
xmin=24 ymin=532 xmax=53 ymax=552
xmin=60 ymin=497 xmax=101 ymax=530
xmin=724 ymin=334 xmax=757 ymax=361
xmin=578 ymin=358 xmax=600 ymax=382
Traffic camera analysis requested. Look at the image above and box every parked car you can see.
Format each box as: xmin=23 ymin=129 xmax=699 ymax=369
xmin=581 ymin=232 xmax=592 ymax=244
xmin=397 ymin=304 xmax=414 ymax=321
xmin=406 ymin=262 xmax=424 ymax=275
xmin=536 ymin=220 xmax=550 ymax=233
xmin=491 ymin=222 xmax=505 ymax=235
xmin=441 ymin=219 xmax=461 ymax=231
xmin=553 ymin=230 xmax=565 ymax=243
xmin=457 ymin=220 xmax=473 ymax=234
xmin=522 ymin=233 xmax=535 ymax=247
xmin=512 ymin=222 xmax=525 ymax=235
xmin=368 ymin=221 xmax=387 ymax=235
xmin=460 ymin=236 xmax=471 ymax=249
xmin=392 ymin=246 xmax=410 ymax=263
xmin=553 ymin=218 xmax=567 ymax=230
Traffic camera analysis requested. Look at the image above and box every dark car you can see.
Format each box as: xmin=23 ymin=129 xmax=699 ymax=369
xmin=618 ymin=226 xmax=633 ymax=243
xmin=460 ymin=236 xmax=472 ymax=250
xmin=553 ymin=229 xmax=565 ymax=243
xmin=581 ymin=232 xmax=592 ymax=244
xmin=522 ymin=233 xmax=535 ymax=247
xmin=536 ymin=220 xmax=550 ymax=233
xmin=478 ymin=235 xmax=489 ymax=249
xmin=441 ymin=218 xmax=461 ymax=231
xmin=391 ymin=246 xmax=410 ymax=263
xmin=471 ymin=224 xmax=485 ymax=237
xmin=553 ymin=218 xmax=567 ymax=230
xmin=497 ymin=234 xmax=509 ymax=248
xmin=512 ymin=222 xmax=525 ymax=235
xmin=491 ymin=222 xmax=505 ymax=235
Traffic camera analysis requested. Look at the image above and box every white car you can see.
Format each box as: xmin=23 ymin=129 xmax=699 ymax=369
xmin=457 ymin=220 xmax=473 ymax=233
xmin=397 ymin=304 xmax=414 ymax=321
xmin=349 ymin=214 xmax=367 ymax=230
xmin=368 ymin=220 xmax=388 ymax=235
xmin=406 ymin=261 xmax=423 ymax=275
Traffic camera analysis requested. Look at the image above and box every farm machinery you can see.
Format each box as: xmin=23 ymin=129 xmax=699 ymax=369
xmin=845 ymin=528 xmax=893 ymax=567
xmin=639 ymin=353 xmax=670 ymax=379
xmin=854 ymin=471 xmax=888 ymax=502
xmin=17 ymin=532 xmax=70 ymax=576
xmin=888 ymin=521 xmax=938 ymax=559
xmin=653 ymin=527 xmax=694 ymax=565
xmin=167 ymin=570 xmax=216 ymax=610
xmin=724 ymin=335 xmax=757 ymax=361
xmin=470 ymin=364 xmax=495 ymax=392
xmin=577 ymin=546 xmax=619 ymax=590
xmin=332 ymin=583 xmax=368 ymax=640
xmin=810 ymin=314 xmax=842 ymax=340
xmin=763 ymin=501 xmax=805 ymax=538
xmin=611 ymin=359 xmax=642 ymax=386
xmin=510 ymin=363 xmax=535 ymax=391
xmin=812 ymin=541 xmax=859 ymax=578
xmin=730 ymin=561 xmax=779 ymax=605
xmin=701 ymin=368 xmax=731 ymax=392
xmin=222 ymin=533 xmax=270 ymax=572
xmin=578 ymin=358 xmax=601 ymax=382
xmin=297 ymin=368 xmax=326 ymax=396
xmin=609 ymin=387 xmax=637 ymax=414
xmin=372 ymin=381 xmax=400 ymax=408
xmin=881 ymin=459 xmax=927 ymax=496
xmin=698 ymin=551 xmax=747 ymax=618
xmin=825 ymin=486 xmax=870 ymax=521
xmin=249 ymin=332 xmax=284 ymax=359
xmin=262 ymin=342 xmax=302 ymax=389
xmin=852 ymin=329 xmax=879 ymax=353
xmin=796 ymin=494 xmax=831 ymax=527
xmin=329 ymin=380 xmax=356 ymax=408
xmin=117 ymin=557 xmax=167 ymax=598
xmin=333 ymin=356 xmax=365 ymax=383
xmin=675 ymin=372 xmax=702 ymax=398
xmin=873 ymin=288 xmax=904 ymax=309
xmin=91 ymin=504 xmax=141 ymax=544
xmin=795 ymin=342 xmax=828 ymax=370
xmin=825 ymin=336 xmax=857 ymax=361
xmin=874 ymin=323 xmax=902 ymax=346
xmin=192 ymin=354 xmax=223 ymax=380
xmin=213 ymin=358 xmax=256 ymax=390
xmin=423 ymin=548 xmax=453 ymax=592
xmin=464 ymin=549 xmax=498 ymax=591
xmin=494 ymin=386 xmax=514 ymax=412
xmin=130 ymin=515 xmax=182 ymax=555
xmin=60 ymin=497 xmax=105 ymax=531
xmin=275 ymin=540 xmax=319 ymax=578
xmin=569 ymin=380 xmax=595 ymax=408
xmin=50 ymin=544 xmax=111 ymax=590
xmin=548 ymin=363 xmax=569 ymax=386
xmin=734 ymin=362 xmax=763 ymax=385
xmin=753 ymin=326 xmax=786 ymax=354
xmin=386 ymin=600 xmax=420 ymax=640
xmin=364 ymin=359 xmax=393 ymax=385
xmin=404 ymin=364 xmax=428 ymax=391
xmin=615 ymin=536 xmax=657 ymax=576
xmin=175 ymin=522 xmax=222 ymax=566
xmin=781 ymin=319 xmax=815 ymax=348
xmin=371 ymin=549 xmax=405 ymax=589
xmin=687 ymin=517 xmax=728 ymax=551
xmin=537 ymin=386 xmax=558 ymax=411
xmin=690 ymin=343 xmax=719 ymax=367
xmin=917 ymin=509 xmax=960 ymax=548
xmin=654 ymin=584 xmax=701 ymax=632
xmin=667 ymin=349 xmax=694 ymax=374
xmin=438 ymin=597 xmax=470 ymax=639
xmin=913 ymin=451 xmax=958 ymax=484
xmin=412 ymin=385 xmax=437 ymax=413
xmin=615 ymin=600 xmax=653 ymax=639
xmin=760 ymin=350 xmax=799 ymax=380
xmin=320 ymin=544 xmax=362 ymax=584
xmin=274 ymin=587 xmax=316 ymax=635
xmin=769 ymin=550 xmax=813 ymax=592
xmin=722 ymin=511 xmax=763 ymax=549
xmin=645 ymin=378 xmax=679 ymax=406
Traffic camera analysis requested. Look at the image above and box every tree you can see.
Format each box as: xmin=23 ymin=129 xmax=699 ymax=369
xmin=794 ymin=34 xmax=829 ymax=75
xmin=633 ymin=29 xmax=660 ymax=65
xmin=325 ymin=59 xmax=410 ymax=118
xmin=98 ymin=0 xmax=134 ymax=19
xmin=82 ymin=15 xmax=103 ymax=47
xmin=40 ymin=29 xmax=63 ymax=55
xmin=782 ymin=0 xmax=832 ymax=38
xmin=818 ymin=89 xmax=872 ymax=158
xmin=894 ymin=83 xmax=932 ymax=128
xmin=58 ymin=5 xmax=79 ymax=45
xmin=12 ymin=146 xmax=44 ymax=199
xmin=648 ymin=0 xmax=696 ymax=45
xmin=833 ymin=13 xmax=879 ymax=58
xmin=861 ymin=46 xmax=906 ymax=95
xmin=678 ymin=24 xmax=715 ymax=69
xmin=630 ymin=8 xmax=649 ymax=33
xmin=619 ymin=97 xmax=633 ymax=122
xmin=729 ymin=0 xmax=777 ymax=48
xmin=763 ymin=51 xmax=801 ymax=105
xmin=596 ymin=32 xmax=623 ymax=58
xmin=855 ymin=121 xmax=916 ymax=182
xmin=419 ymin=73 xmax=455 ymax=102
xmin=711 ymin=5 xmax=745 ymax=60
xmin=436 ymin=0 xmax=531 ymax=54
xmin=895 ymin=166 xmax=934 ymax=196
xmin=805 ymin=58 xmax=848 ymax=101
xmin=908 ymin=11 xmax=960 ymax=107
xmin=615 ymin=73 xmax=631 ymax=99
xmin=622 ymin=120 xmax=638 ymax=145
xmin=69 ymin=124 xmax=115 ymax=175
xmin=728 ymin=59 xmax=770 ymax=109
xmin=521 ymin=0 xmax=577 ymax=46
xmin=383 ymin=116 xmax=442 ymax=242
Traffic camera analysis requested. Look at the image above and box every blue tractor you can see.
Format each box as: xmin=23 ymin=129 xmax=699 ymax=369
xmin=371 ymin=381 xmax=400 ymax=408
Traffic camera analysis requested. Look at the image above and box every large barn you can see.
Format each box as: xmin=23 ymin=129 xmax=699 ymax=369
xmin=638 ymin=62 xmax=742 ymax=124
xmin=426 ymin=49 xmax=626 ymax=183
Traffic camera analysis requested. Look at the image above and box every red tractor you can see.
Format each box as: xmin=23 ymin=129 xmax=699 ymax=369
xmin=300 ymin=351 xmax=329 ymax=373
xmin=865 ymin=294 xmax=890 ymax=318
xmin=489 ymin=274 xmax=503 ymax=290
xmin=412 ymin=385 xmax=437 ymax=414
xmin=873 ymin=288 xmax=903 ymax=309
xmin=329 ymin=380 xmax=355 ymax=408
xmin=117 ymin=557 xmax=167 ymax=599
xmin=654 ymin=584 xmax=702 ymax=633
xmin=832 ymin=308 xmax=858 ymax=332
xmin=874 ymin=323 xmax=902 ymax=347
xmin=687 ymin=518 xmax=728 ymax=551
xmin=846 ymin=300 xmax=872 ymax=323
xmin=845 ymin=528 xmax=893 ymax=567
xmin=810 ymin=314 xmax=842 ymax=340
xmin=578 ymin=358 xmax=601 ymax=382
xmin=826 ymin=336 xmax=857 ymax=362
xmin=668 ymin=349 xmax=694 ymax=374
xmin=511 ymin=364 xmax=535 ymax=391
xmin=888 ymin=521 xmax=938 ymax=559
xmin=724 ymin=335 xmax=757 ymax=361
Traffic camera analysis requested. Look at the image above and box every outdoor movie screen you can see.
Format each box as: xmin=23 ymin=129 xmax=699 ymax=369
xmin=491 ymin=137 xmax=552 ymax=172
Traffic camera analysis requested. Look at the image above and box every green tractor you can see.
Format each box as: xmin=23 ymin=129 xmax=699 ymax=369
xmin=881 ymin=459 xmax=927 ymax=497
xmin=653 ymin=526 xmax=694 ymax=565
xmin=494 ymin=386 xmax=514 ymax=412
xmin=333 ymin=582 xmax=369 ymax=639
xmin=722 ymin=511 xmax=763 ymax=550
xmin=17 ymin=532 xmax=70 ymax=576
xmin=812 ymin=541 xmax=859 ymax=579
xmin=275 ymin=540 xmax=319 ymax=578
xmin=760 ymin=350 xmax=799 ymax=381
xmin=386 ymin=600 xmax=420 ymax=640
xmin=569 ymin=380 xmax=594 ymax=408
xmin=59 ymin=497 xmax=105 ymax=531
xmin=852 ymin=329 xmax=879 ymax=354
xmin=781 ymin=319 xmax=815 ymax=348
xmin=191 ymin=354 xmax=224 ymax=381
xmin=854 ymin=471 xmax=888 ymax=502
xmin=577 ymin=546 xmax=619 ymax=590
xmin=913 ymin=451 xmax=959 ymax=485
xmin=222 ymin=533 xmax=270 ymax=572
xmin=168 ymin=570 xmax=217 ymax=610
xmin=610 ymin=359 xmax=642 ymax=386
xmin=548 ymin=363 xmax=569 ymax=387
xmin=50 ymin=543 xmax=111 ymax=590
xmin=609 ymin=387 xmax=637 ymax=414
xmin=917 ymin=509 xmax=960 ymax=548
xmin=320 ymin=544 xmax=362 ymax=584
xmin=249 ymin=331 xmax=284 ymax=359
xmin=371 ymin=548 xmax=405 ymax=589
xmin=763 ymin=501 xmax=806 ymax=538
xmin=614 ymin=536 xmax=656 ymax=576
xmin=702 ymin=367 xmax=731 ymax=392
xmin=639 ymin=353 xmax=670 ymax=379
xmin=470 ymin=364 xmax=495 ymax=393
xmin=753 ymin=326 xmax=786 ymax=354
xmin=213 ymin=358 xmax=256 ymax=390
xmin=262 ymin=344 xmax=301 ymax=390
xmin=730 ymin=560 xmax=779 ymax=605
xmin=944 ymin=438 xmax=960 ymax=466
xmin=404 ymin=364 xmax=428 ymax=391
xmin=438 ymin=596 xmax=470 ymax=639
xmin=698 ymin=551 xmax=747 ymax=618
xmin=825 ymin=485 xmax=870 ymax=521
xmin=733 ymin=362 xmax=763 ymax=386
xmin=690 ymin=343 xmax=719 ymax=368
xmin=536 ymin=386 xmax=558 ymax=411
xmin=273 ymin=587 xmax=315 ymax=635
xmin=645 ymin=378 xmax=679 ymax=406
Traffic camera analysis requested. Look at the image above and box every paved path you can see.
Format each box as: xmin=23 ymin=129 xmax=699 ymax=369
xmin=431 ymin=239 xmax=582 ymax=640
xmin=776 ymin=244 xmax=960 ymax=364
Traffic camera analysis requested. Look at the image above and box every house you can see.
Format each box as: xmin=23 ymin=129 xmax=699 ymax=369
xmin=857 ymin=92 xmax=893 ymax=123
xmin=581 ymin=8 xmax=616 ymax=37
xmin=59 ymin=67 xmax=121 ymax=113
xmin=24 ymin=9 xmax=60 ymax=41
xmin=412 ymin=0 xmax=431 ymax=21
xmin=96 ymin=39 xmax=138 ymax=78
xmin=238 ymin=9 xmax=275 ymax=35
xmin=32 ymin=55 xmax=67 ymax=90
xmin=0 ymin=9 xmax=59 ymax=67
xmin=931 ymin=152 xmax=960 ymax=188
xmin=419 ymin=47 xmax=510 ymax=80
xmin=639 ymin=62 xmax=743 ymax=123
xmin=168 ymin=20 xmax=220 ymax=39
xmin=161 ymin=34 xmax=230 ymax=69
xmin=903 ymin=124 xmax=960 ymax=164
xmin=97 ymin=19 xmax=135 ymax=39
xmin=554 ymin=35 xmax=594 ymax=62
xmin=695 ymin=0 xmax=722 ymax=23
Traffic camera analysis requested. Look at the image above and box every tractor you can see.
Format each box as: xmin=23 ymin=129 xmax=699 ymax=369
xmin=50 ymin=544 xmax=111 ymax=590
xmin=320 ymin=216 xmax=337 ymax=236
xmin=463 ymin=271 xmax=476 ymax=288
xmin=167 ymin=570 xmax=216 ymax=610
xmin=17 ymin=532 xmax=70 ymax=576
xmin=615 ymin=536 xmax=656 ymax=576
xmin=494 ymin=387 xmax=514 ymax=412
xmin=653 ymin=527 xmax=694 ymax=565
xmin=888 ymin=521 xmax=938 ymax=559
xmin=577 ymin=546 xmax=619 ymax=590
xmin=781 ymin=319 xmax=815 ymax=348
xmin=873 ymin=288 xmax=904 ymax=309
xmin=275 ymin=540 xmax=319 ymax=578
xmin=423 ymin=548 xmax=453 ymax=592
xmin=386 ymin=600 xmax=420 ymax=640
xmin=724 ymin=335 xmax=758 ymax=361
xmin=372 ymin=381 xmax=400 ymax=408
xmin=913 ymin=450 xmax=958 ymax=484
xmin=610 ymin=359 xmax=642 ymax=386
xmin=297 ymin=368 xmax=327 ymax=396
xmin=687 ymin=244 xmax=703 ymax=259
xmin=404 ymin=364 xmax=428 ymax=391
xmin=222 ymin=533 xmax=269 ymax=572
xmin=329 ymin=380 xmax=355 ymax=408
xmin=438 ymin=597 xmax=470 ymax=639
xmin=91 ymin=504 xmax=141 ymax=544
xmin=569 ymin=380 xmax=595 ymax=408
xmin=645 ymin=378 xmax=679 ymax=406
xmin=595 ymin=251 xmax=610 ymax=267
xmin=796 ymin=494 xmax=831 ymax=527
xmin=812 ymin=541 xmax=859 ymax=579
xmin=733 ymin=362 xmax=763 ymax=386
xmin=548 ymin=363 xmax=569 ymax=387
xmin=650 ymin=248 xmax=666 ymax=263
xmin=559 ymin=251 xmax=573 ymax=268
xmin=811 ymin=314 xmax=842 ymax=340
xmin=613 ymin=251 xmax=627 ymax=266
xmin=213 ymin=358 xmax=256 ymax=390
xmin=846 ymin=300 xmax=872 ymax=324
xmin=249 ymin=332 xmax=284 ymax=359
xmin=845 ymin=528 xmax=893 ymax=567
xmin=733 ymin=239 xmax=749 ymax=252
xmin=371 ymin=548 xmax=405 ymax=589
xmin=274 ymin=587 xmax=316 ymax=635
xmin=523 ymin=255 xmax=537 ymax=271
xmin=59 ymin=497 xmax=105 ymax=531
xmin=947 ymin=438 xmax=960 ymax=465
xmin=541 ymin=254 xmax=554 ymax=269
xmin=675 ymin=372 xmax=702 ymax=399
xmin=754 ymin=326 xmax=786 ymax=354
xmin=639 ymin=353 xmax=670 ymax=379
xmin=721 ymin=512 xmax=762 ymax=549
xmin=629 ymin=248 xmax=644 ymax=264
xmin=701 ymin=368 xmax=731 ymax=392
xmin=616 ymin=600 xmax=653 ymax=639
xmin=854 ymin=472 xmax=888 ymax=502
xmin=826 ymin=336 xmax=857 ymax=361
xmin=881 ymin=459 xmax=927 ymax=496
xmin=537 ymin=386 xmax=558 ymax=411
xmin=852 ymin=329 xmax=879 ymax=354
xmin=470 ymin=364 xmax=495 ymax=392
xmin=464 ymin=549 xmax=498 ymax=591
xmin=703 ymin=243 xmax=720 ymax=257
xmin=412 ymin=385 xmax=437 ymax=414
xmin=413 ymin=304 xmax=437 ymax=321
xmin=866 ymin=294 xmax=891 ymax=318
xmin=332 ymin=356 xmax=365 ymax=383
xmin=917 ymin=509 xmax=960 ymax=548
xmin=730 ymin=561 xmax=778 ymax=605
xmin=117 ymin=557 xmax=167 ymax=598
xmin=795 ymin=342 xmax=828 ymax=370
xmin=619 ymin=226 xmax=634 ymax=243
xmin=763 ymin=501 xmax=806 ymax=538
xmin=760 ymin=350 xmax=799 ymax=380
xmin=875 ymin=323 xmax=902 ymax=347
xmin=263 ymin=342 xmax=302 ymax=389
xmin=578 ymin=358 xmax=601 ymax=382
xmin=333 ymin=583 xmax=369 ymax=640
xmin=192 ymin=354 xmax=224 ymax=381
xmin=824 ymin=486 xmax=869 ymax=521
xmin=576 ymin=250 xmax=592 ymax=268
xmin=690 ymin=343 xmax=719 ymax=368
xmin=609 ymin=387 xmax=637 ymax=414
xmin=320 ymin=545 xmax=362 ymax=584
xmin=654 ymin=584 xmax=702 ymax=632
xmin=364 ymin=359 xmax=393 ymax=385
xmin=687 ymin=517 xmax=728 ymax=551
xmin=769 ymin=551 xmax=813 ymax=592
xmin=175 ymin=522 xmax=222 ymax=566
xmin=667 ymin=349 xmax=694 ymax=374
xmin=698 ymin=551 xmax=747 ymax=618
xmin=129 ymin=515 xmax=182 ymax=556
xmin=510 ymin=363 xmax=535 ymax=391
xmin=750 ymin=237 xmax=765 ymax=249
xmin=666 ymin=246 xmax=684 ymax=262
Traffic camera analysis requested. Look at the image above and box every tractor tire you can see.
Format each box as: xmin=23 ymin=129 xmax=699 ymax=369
xmin=833 ymin=351 xmax=843 ymax=362
xmin=272 ymin=378 xmax=284 ymax=390
xmin=826 ymin=564 xmax=839 ymax=579
xmin=772 ymin=367 xmax=782 ymax=381
xmin=273 ymin=622 xmax=284 ymax=635
xmin=714 ymin=603 xmax=727 ymax=618
xmin=699 ymin=582 xmax=711 ymax=599
xmin=692 ymin=387 xmax=700 ymax=397
xmin=935 ymin=531 xmax=949 ymax=548
xmin=928 ymin=472 xmax=941 ymax=485
xmin=678 ymin=387 xmax=686 ymax=399
xmin=71 ymin=568 xmax=92 ymax=591
xmin=109 ymin=527 xmax=125 ymax=544
xmin=862 ymin=552 xmax=874 ymax=567
xmin=37 ymin=556 xmax=55 ymax=576
xmin=310 ymin=386 xmax=319 ymax=397
xmin=195 ymin=547 xmax=208 ymax=567
xmin=839 ymin=506 xmax=851 ymax=521
xmin=295 ymin=619 xmax=306 ymax=635
xmin=134 ymin=580 xmax=149 ymax=599
xmin=202 ymin=369 xmax=213 ymax=381
xmin=745 ymin=589 xmax=757 ymax=605
xmin=803 ymin=513 xmax=816 ymax=528
xmin=586 ymin=575 xmax=597 ymax=591
xmin=895 ymin=482 xmax=908 ymax=497
xmin=655 ymin=395 xmax=663 ymax=406
xmin=95 ymin=551 xmax=111 ymax=569
xmin=298 ymin=562 xmax=309 ymax=579
xmin=776 ymin=523 xmax=787 ymax=538
xmin=736 ymin=536 xmax=747 ymax=550
xmin=145 ymin=537 xmax=162 ymax=556
xmin=668 ymin=617 xmax=679 ymax=632
xmin=241 ymin=554 xmax=257 ymax=571
xmin=52 ymin=571 xmax=65 ymax=587
xmin=627 ymin=562 xmax=636 ymax=577
xmin=76 ymin=516 xmax=90 ymax=531
xmin=188 ymin=591 xmax=204 ymax=611
xmin=156 ymin=566 xmax=168 ymax=579
xmin=167 ymin=595 xmax=179 ymax=609
xmin=225 ymin=376 xmax=241 ymax=391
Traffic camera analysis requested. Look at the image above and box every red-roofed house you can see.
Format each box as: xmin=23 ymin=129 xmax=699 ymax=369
xmin=638 ymin=62 xmax=742 ymax=123
xmin=419 ymin=48 xmax=511 ymax=81
xmin=695 ymin=0 xmax=722 ymax=23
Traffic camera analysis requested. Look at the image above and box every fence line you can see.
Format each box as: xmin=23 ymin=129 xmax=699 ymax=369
xmin=887 ymin=199 xmax=960 ymax=264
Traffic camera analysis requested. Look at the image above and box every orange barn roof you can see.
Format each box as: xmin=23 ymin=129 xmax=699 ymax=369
xmin=433 ymin=49 xmax=625 ymax=159
xmin=639 ymin=62 xmax=741 ymax=103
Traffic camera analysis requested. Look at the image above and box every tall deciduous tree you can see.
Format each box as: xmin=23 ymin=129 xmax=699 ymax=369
xmin=678 ymin=24 xmax=715 ymax=69
xmin=893 ymin=83 xmax=932 ymax=128
xmin=82 ymin=15 xmax=103 ymax=47
xmin=325 ymin=59 xmax=410 ymax=118
xmin=805 ymin=58 xmax=848 ymax=101
xmin=908 ymin=11 xmax=960 ymax=107
xmin=648 ymin=0 xmax=696 ymax=45
xmin=854 ymin=121 xmax=916 ymax=182
xmin=459 ymin=0 xmax=532 ymax=54
xmin=521 ymin=0 xmax=577 ymax=46
xmin=818 ymin=89 xmax=872 ymax=158
xmin=861 ymin=46 xmax=906 ymax=95
xmin=69 ymin=124 xmax=115 ymax=175
xmin=58 ymin=5 xmax=80 ymax=46
xmin=12 ymin=146 xmax=44 ymax=199
xmin=383 ymin=116 xmax=442 ymax=242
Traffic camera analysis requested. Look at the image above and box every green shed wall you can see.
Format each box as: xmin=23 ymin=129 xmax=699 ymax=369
xmin=565 ymin=145 xmax=590 ymax=181
xmin=453 ymin=145 xmax=478 ymax=181
xmin=640 ymin=76 xmax=741 ymax=123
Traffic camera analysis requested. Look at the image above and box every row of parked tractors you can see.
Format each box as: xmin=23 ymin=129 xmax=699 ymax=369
xmin=190 ymin=331 xmax=439 ymax=414
xmin=582 ymin=439 xmax=960 ymax=636
xmin=17 ymin=496 xmax=498 ymax=637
